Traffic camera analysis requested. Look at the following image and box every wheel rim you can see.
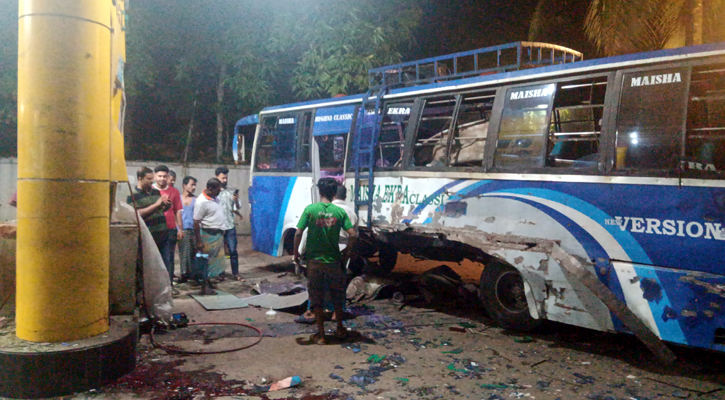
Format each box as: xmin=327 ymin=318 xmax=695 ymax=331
xmin=493 ymin=270 xmax=528 ymax=314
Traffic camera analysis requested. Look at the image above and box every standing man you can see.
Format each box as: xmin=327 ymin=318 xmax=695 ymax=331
xmin=127 ymin=167 xmax=170 ymax=254
xmin=295 ymin=183 xmax=358 ymax=324
xmin=179 ymin=176 xmax=197 ymax=284
xmin=194 ymin=178 xmax=227 ymax=293
xmin=215 ymin=167 xmax=243 ymax=281
xmin=169 ymin=170 xmax=177 ymax=188
xmin=293 ymin=178 xmax=357 ymax=344
xmin=154 ymin=165 xmax=184 ymax=289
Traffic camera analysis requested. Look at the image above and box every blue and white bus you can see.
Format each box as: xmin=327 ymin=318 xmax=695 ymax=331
xmin=237 ymin=41 xmax=725 ymax=353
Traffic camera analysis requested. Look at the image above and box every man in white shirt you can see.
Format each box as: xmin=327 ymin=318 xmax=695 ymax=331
xmin=193 ymin=178 xmax=226 ymax=295
xmin=331 ymin=185 xmax=358 ymax=251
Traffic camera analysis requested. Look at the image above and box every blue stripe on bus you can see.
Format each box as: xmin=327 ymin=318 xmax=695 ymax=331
xmin=449 ymin=180 xmax=492 ymax=199
xmin=402 ymin=180 xmax=464 ymax=224
xmin=496 ymin=188 xmax=652 ymax=262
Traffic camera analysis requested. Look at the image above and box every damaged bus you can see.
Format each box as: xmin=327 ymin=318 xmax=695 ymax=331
xmin=240 ymin=41 xmax=725 ymax=353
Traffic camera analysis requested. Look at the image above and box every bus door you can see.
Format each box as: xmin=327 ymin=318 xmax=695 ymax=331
xmin=250 ymin=113 xmax=306 ymax=255
xmin=233 ymin=114 xmax=259 ymax=164
xmin=310 ymin=105 xmax=356 ymax=201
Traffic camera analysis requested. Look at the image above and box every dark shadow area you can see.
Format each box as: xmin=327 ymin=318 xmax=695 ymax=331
xmin=295 ymin=331 xmax=376 ymax=346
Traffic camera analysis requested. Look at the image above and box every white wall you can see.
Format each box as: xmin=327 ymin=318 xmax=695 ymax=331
xmin=0 ymin=158 xmax=251 ymax=234
xmin=0 ymin=158 xmax=17 ymax=223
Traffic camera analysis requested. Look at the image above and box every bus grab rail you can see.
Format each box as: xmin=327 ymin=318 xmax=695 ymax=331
xmin=368 ymin=41 xmax=584 ymax=90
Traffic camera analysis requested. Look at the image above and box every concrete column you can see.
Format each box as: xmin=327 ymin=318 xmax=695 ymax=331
xmin=17 ymin=0 xmax=112 ymax=342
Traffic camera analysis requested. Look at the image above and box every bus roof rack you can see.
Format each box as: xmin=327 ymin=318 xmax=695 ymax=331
xmin=368 ymin=41 xmax=583 ymax=90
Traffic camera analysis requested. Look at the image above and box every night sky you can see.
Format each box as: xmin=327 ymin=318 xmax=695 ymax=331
xmin=414 ymin=0 xmax=593 ymax=60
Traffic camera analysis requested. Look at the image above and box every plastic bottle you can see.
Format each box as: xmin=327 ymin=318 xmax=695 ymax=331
xmin=265 ymin=308 xmax=277 ymax=320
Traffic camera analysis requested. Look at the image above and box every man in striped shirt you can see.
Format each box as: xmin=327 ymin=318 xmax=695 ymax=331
xmin=127 ymin=166 xmax=170 ymax=253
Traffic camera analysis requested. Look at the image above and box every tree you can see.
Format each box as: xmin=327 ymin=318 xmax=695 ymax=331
xmin=268 ymin=1 xmax=422 ymax=99
xmin=584 ymin=0 xmax=725 ymax=56
xmin=126 ymin=1 xmax=274 ymax=163
xmin=0 ymin=0 xmax=18 ymax=157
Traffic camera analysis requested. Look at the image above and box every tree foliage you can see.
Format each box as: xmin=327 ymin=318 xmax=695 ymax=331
xmin=0 ymin=1 xmax=17 ymax=156
xmin=585 ymin=0 xmax=725 ymax=56
xmin=0 ymin=1 xmax=421 ymax=160
xmin=270 ymin=1 xmax=422 ymax=99
xmin=122 ymin=0 xmax=421 ymax=161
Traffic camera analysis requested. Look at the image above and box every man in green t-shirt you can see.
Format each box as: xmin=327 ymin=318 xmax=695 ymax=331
xmin=294 ymin=178 xmax=357 ymax=344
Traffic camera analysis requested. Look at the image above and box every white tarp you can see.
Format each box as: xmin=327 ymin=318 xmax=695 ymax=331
xmin=112 ymin=201 xmax=173 ymax=322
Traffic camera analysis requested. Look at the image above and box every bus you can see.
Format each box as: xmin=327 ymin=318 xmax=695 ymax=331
xmin=237 ymin=41 xmax=725 ymax=353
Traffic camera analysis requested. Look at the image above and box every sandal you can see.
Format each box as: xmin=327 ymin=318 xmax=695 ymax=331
xmin=294 ymin=315 xmax=316 ymax=324
xmin=310 ymin=333 xmax=326 ymax=345
xmin=233 ymin=275 xmax=246 ymax=282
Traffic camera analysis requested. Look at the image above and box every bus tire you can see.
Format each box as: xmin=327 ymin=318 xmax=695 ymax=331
xmin=377 ymin=245 xmax=398 ymax=275
xmin=479 ymin=260 xmax=540 ymax=332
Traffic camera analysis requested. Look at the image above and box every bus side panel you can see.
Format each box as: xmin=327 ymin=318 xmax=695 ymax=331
xmin=367 ymin=176 xmax=725 ymax=350
xmin=250 ymin=176 xmax=297 ymax=256
xmin=613 ymin=261 xmax=725 ymax=351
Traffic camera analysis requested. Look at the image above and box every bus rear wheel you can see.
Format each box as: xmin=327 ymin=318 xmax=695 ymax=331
xmin=479 ymin=260 xmax=540 ymax=332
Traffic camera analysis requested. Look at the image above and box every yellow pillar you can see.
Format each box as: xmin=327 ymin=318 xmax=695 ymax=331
xmin=17 ymin=0 xmax=112 ymax=342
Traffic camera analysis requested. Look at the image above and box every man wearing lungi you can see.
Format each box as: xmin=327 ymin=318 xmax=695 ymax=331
xmin=193 ymin=178 xmax=226 ymax=295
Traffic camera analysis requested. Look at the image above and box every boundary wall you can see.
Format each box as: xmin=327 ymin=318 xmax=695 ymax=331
xmin=0 ymin=158 xmax=251 ymax=234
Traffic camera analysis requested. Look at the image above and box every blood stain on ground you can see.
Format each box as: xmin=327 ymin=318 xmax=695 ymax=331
xmin=102 ymin=357 xmax=343 ymax=400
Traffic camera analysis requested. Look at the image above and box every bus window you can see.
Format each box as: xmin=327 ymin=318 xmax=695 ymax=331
xmin=255 ymin=115 xmax=298 ymax=172
xmin=300 ymin=112 xmax=312 ymax=172
xmin=377 ymin=103 xmax=413 ymax=169
xmin=316 ymin=134 xmax=346 ymax=175
xmin=412 ymin=95 xmax=456 ymax=167
xmin=685 ymin=64 xmax=725 ymax=174
xmin=494 ymin=83 xmax=556 ymax=168
xmin=615 ymin=68 xmax=688 ymax=170
xmin=236 ymin=125 xmax=256 ymax=165
xmin=547 ymin=77 xmax=607 ymax=168
xmin=449 ymin=90 xmax=495 ymax=167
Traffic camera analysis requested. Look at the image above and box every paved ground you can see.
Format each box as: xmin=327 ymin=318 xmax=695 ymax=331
xmin=64 ymin=236 xmax=725 ymax=400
